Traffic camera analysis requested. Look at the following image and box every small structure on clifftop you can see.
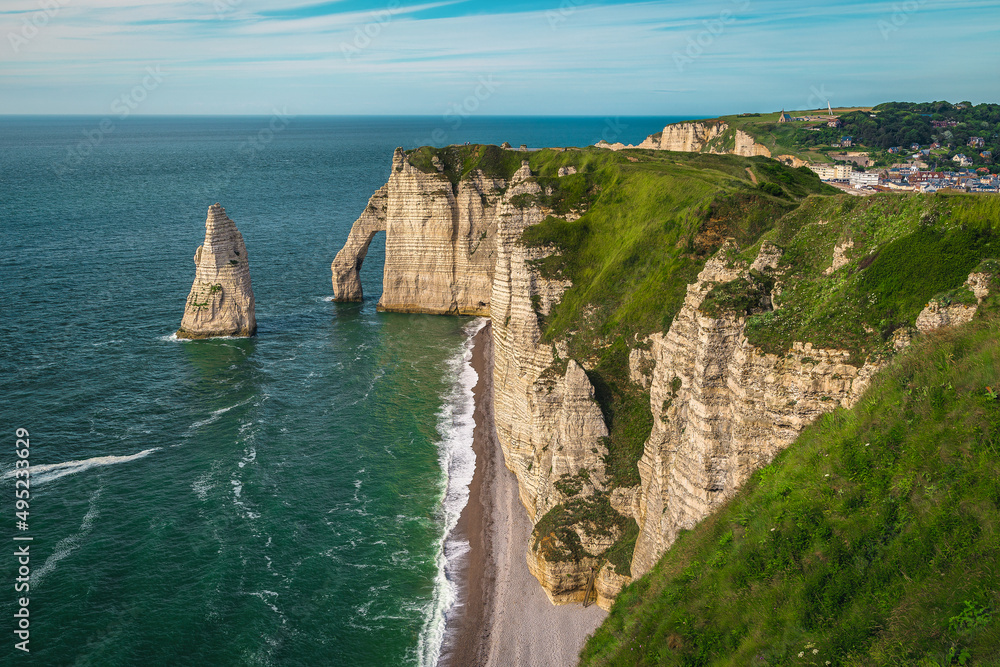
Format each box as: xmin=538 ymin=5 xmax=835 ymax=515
xmin=177 ymin=203 xmax=256 ymax=339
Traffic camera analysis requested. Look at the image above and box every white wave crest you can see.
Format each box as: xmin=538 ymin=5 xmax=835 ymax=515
xmin=4 ymin=448 xmax=160 ymax=486
xmin=417 ymin=317 xmax=488 ymax=667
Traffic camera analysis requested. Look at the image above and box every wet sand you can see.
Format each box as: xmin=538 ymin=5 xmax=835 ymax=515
xmin=439 ymin=323 xmax=606 ymax=667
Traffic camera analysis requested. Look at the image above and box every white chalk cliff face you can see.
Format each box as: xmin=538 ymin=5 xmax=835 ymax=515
xmin=332 ymin=148 xmax=495 ymax=315
xmin=627 ymin=244 xmax=883 ymax=576
xmin=488 ymin=164 xmax=608 ymax=524
xmin=177 ymin=204 xmax=256 ymax=339
xmin=333 ymin=152 xmax=612 ymax=604
xmin=596 ymin=121 xmax=775 ymax=159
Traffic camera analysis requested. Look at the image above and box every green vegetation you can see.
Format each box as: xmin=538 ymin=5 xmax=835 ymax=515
xmin=604 ymin=520 xmax=640 ymax=578
xmin=699 ymin=271 xmax=774 ymax=319
xmin=521 ymin=150 xmax=833 ymax=346
xmin=512 ymin=147 xmax=835 ymax=572
xmin=712 ymin=102 xmax=1000 ymax=172
xmin=582 ymin=310 xmax=1000 ymax=666
xmin=738 ymin=194 xmax=1000 ymax=362
xmin=406 ymin=144 xmax=525 ymax=187
xmin=587 ymin=339 xmax=654 ymax=488
xmin=533 ymin=492 xmax=628 ymax=563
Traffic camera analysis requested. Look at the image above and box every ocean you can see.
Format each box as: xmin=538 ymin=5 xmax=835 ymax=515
xmin=0 ymin=115 xmax=684 ymax=665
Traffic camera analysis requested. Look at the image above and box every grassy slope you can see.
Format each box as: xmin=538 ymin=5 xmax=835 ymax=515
xmin=581 ymin=302 xmax=1000 ymax=666
xmin=514 ymin=148 xmax=835 ymax=567
xmin=738 ymin=194 xmax=1000 ymax=363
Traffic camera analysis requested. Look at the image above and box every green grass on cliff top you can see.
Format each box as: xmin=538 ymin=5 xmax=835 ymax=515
xmin=520 ymin=149 xmax=833 ymax=489
xmin=581 ymin=307 xmax=1000 ymax=667
xmin=520 ymin=148 xmax=835 ymax=349
xmin=516 ymin=149 xmax=837 ymax=568
xmin=738 ymin=194 xmax=1000 ymax=363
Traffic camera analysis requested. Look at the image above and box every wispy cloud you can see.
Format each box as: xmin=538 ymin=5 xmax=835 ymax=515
xmin=0 ymin=0 xmax=997 ymax=115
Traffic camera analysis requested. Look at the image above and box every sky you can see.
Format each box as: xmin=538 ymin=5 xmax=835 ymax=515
xmin=0 ymin=0 xmax=998 ymax=116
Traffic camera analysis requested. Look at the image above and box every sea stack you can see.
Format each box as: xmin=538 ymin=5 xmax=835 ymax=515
xmin=176 ymin=203 xmax=256 ymax=339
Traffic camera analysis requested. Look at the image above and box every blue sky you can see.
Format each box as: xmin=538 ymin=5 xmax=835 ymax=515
xmin=1 ymin=0 xmax=998 ymax=116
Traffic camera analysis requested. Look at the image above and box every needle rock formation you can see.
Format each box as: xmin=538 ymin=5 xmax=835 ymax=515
xmin=177 ymin=203 xmax=256 ymax=339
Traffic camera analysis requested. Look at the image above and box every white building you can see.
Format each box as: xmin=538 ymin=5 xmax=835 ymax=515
xmin=849 ymin=172 xmax=879 ymax=189
xmin=809 ymin=163 xmax=854 ymax=181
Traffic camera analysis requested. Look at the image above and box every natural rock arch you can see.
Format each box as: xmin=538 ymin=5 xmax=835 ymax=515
xmin=331 ymin=148 xmax=495 ymax=316
xmin=331 ymin=185 xmax=388 ymax=302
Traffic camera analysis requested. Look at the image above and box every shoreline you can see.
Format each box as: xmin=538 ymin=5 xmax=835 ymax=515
xmin=437 ymin=323 xmax=494 ymax=666
xmin=439 ymin=322 xmax=606 ymax=667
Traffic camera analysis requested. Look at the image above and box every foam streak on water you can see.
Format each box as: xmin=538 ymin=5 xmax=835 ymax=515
xmin=417 ymin=318 xmax=487 ymax=667
xmin=4 ymin=449 xmax=160 ymax=485
xmin=33 ymin=487 xmax=102 ymax=587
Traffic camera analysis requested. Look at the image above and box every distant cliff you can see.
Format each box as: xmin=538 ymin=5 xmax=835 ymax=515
xmin=595 ymin=119 xmax=818 ymax=168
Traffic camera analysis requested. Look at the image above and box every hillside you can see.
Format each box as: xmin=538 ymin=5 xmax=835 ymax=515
xmin=581 ymin=299 xmax=1000 ymax=665
xmin=649 ymin=102 xmax=1000 ymax=172
xmin=516 ymin=147 xmax=999 ymax=587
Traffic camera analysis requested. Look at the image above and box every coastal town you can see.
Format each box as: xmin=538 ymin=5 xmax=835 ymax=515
xmin=810 ymin=160 xmax=1000 ymax=194
xmin=783 ymin=104 xmax=1000 ymax=193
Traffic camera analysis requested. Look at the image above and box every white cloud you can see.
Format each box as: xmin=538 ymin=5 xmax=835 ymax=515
xmin=0 ymin=0 xmax=997 ymax=114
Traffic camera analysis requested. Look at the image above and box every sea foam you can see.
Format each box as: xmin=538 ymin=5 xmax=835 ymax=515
xmin=416 ymin=317 xmax=487 ymax=667
xmin=33 ymin=486 xmax=102 ymax=587
xmin=4 ymin=448 xmax=160 ymax=485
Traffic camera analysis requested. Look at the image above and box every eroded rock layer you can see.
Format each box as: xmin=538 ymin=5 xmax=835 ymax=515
xmin=597 ymin=121 xmax=773 ymax=159
xmin=177 ymin=204 xmax=256 ymax=339
xmin=629 ymin=245 xmax=882 ymax=576
xmin=332 ymin=148 xmax=495 ymax=315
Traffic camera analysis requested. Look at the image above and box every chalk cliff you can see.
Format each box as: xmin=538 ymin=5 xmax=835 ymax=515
xmin=597 ymin=121 xmax=727 ymax=152
xmin=596 ymin=121 xmax=777 ymax=160
xmin=627 ymin=244 xmax=883 ymax=576
xmin=333 ymin=150 xmax=613 ymax=605
xmin=333 ymin=146 xmax=995 ymax=613
xmin=177 ymin=204 xmax=256 ymax=339
xmin=734 ymin=129 xmax=772 ymax=158
xmin=332 ymin=148 xmax=494 ymax=315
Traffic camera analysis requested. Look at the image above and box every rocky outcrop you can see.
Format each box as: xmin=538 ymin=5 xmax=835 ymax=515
xmin=640 ymin=122 xmax=728 ymax=152
xmin=734 ymin=129 xmax=771 ymax=158
xmin=332 ymin=148 xmax=495 ymax=315
xmin=596 ymin=122 xmax=777 ymax=163
xmin=177 ymin=204 xmax=256 ymax=339
xmin=777 ymin=155 xmax=808 ymax=168
xmin=823 ymin=240 xmax=854 ymax=275
xmin=594 ymin=562 xmax=630 ymax=609
xmin=916 ymin=300 xmax=977 ymax=333
xmin=967 ymin=271 xmax=993 ymax=302
xmin=630 ymin=244 xmax=883 ymax=576
xmin=331 ymin=186 xmax=387 ymax=302
xmin=915 ymin=271 xmax=993 ymax=333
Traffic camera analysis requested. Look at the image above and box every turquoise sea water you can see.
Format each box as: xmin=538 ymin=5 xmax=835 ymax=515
xmin=0 ymin=116 xmax=683 ymax=665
